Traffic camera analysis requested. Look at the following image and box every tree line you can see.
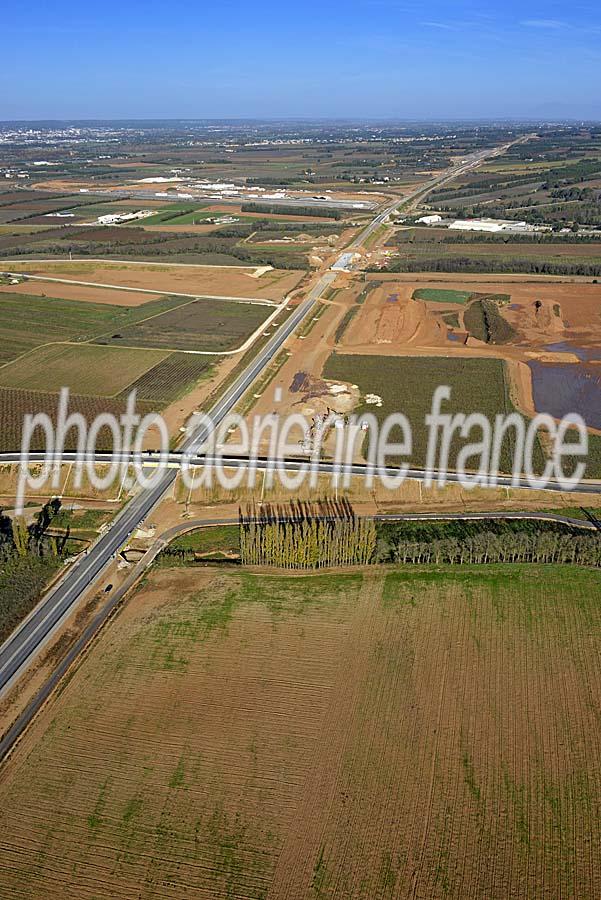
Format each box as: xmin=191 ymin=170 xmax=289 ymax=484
xmin=0 ymin=499 xmax=71 ymax=643
xmin=241 ymin=203 xmax=343 ymax=220
xmin=154 ymin=507 xmax=601 ymax=572
xmin=0 ymin=235 xmax=308 ymax=270
xmin=1 ymin=498 xmax=69 ymax=561
xmin=392 ymin=231 xmax=601 ymax=245
xmin=370 ymin=257 xmax=601 ymax=277
xmin=239 ymin=501 xmax=376 ymax=569
xmin=381 ymin=530 xmax=601 ymax=567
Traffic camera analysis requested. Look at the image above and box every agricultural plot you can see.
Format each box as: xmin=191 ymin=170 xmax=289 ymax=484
xmin=0 ymin=288 xmax=230 ymax=449
xmin=0 ymin=388 xmax=155 ymax=451
xmin=0 ymin=344 xmax=168 ymax=396
xmin=427 ymin=134 xmax=601 ymax=202
xmin=6 ymin=261 xmax=304 ymax=301
xmin=0 ymin=291 xmax=120 ymax=364
xmin=0 ymin=285 xmax=278 ymax=449
xmin=413 ymin=287 xmax=473 ymax=304
xmin=381 ymin=238 xmax=601 ymax=276
xmin=0 ymin=291 xmax=188 ymax=365
xmin=0 ymin=219 xmax=310 ymax=269
xmin=1 ymin=565 xmax=600 ymax=898
xmin=124 ymin=352 xmax=217 ymax=403
xmin=322 ymin=353 xmax=537 ymax=473
xmin=0 ymin=193 xmax=95 ymax=225
xmin=95 ymin=297 xmax=273 ymax=353
xmin=0 ymin=279 xmax=164 ymax=307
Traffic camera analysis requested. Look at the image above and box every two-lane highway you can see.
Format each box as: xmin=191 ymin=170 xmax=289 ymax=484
xmin=0 ymin=271 xmax=336 ymax=698
xmin=0 ymin=137 xmax=530 ymax=702
xmin=345 ymin=142 xmax=513 ymax=253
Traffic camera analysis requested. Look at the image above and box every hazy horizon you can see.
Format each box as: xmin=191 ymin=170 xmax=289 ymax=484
xmin=1 ymin=116 xmax=600 ymax=125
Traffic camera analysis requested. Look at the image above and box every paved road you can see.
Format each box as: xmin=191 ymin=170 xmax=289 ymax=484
xmin=345 ymin=144 xmax=509 ymax=253
xmin=0 ymin=272 xmax=335 ymax=699
xmin=0 ymin=137 xmax=531 ymax=701
xmin=3 ymin=451 xmax=601 ymax=495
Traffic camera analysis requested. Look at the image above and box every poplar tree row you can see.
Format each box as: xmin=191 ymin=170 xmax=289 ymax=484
xmin=391 ymin=530 xmax=601 ymax=567
xmin=240 ymin=516 xmax=377 ymax=569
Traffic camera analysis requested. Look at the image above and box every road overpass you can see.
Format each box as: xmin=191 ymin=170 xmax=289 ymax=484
xmin=0 ymin=136 xmax=536 ymax=704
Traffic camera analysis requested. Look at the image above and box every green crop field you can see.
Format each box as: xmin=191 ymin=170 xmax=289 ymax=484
xmin=0 ymin=564 xmax=600 ymax=898
xmin=323 ymin=353 xmax=544 ymax=473
xmin=128 ymin=204 xmax=209 ymax=226
xmin=0 ymin=343 xmax=168 ymax=396
xmin=413 ymin=287 xmax=473 ymax=304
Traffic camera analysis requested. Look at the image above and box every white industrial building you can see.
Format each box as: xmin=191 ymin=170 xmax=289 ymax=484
xmin=95 ymin=210 xmax=154 ymax=226
xmin=416 ymin=214 xmax=442 ymax=225
xmin=449 ymin=217 xmax=531 ymax=233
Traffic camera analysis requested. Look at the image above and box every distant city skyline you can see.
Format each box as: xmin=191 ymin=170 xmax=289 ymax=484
xmin=2 ymin=0 xmax=600 ymax=119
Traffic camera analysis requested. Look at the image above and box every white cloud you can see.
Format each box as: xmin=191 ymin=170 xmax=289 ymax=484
xmin=520 ymin=19 xmax=566 ymax=29
xmin=420 ymin=21 xmax=455 ymax=30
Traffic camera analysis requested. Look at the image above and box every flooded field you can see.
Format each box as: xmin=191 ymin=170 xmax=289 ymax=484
xmin=528 ymin=360 xmax=601 ymax=430
xmin=545 ymin=341 xmax=601 ymax=362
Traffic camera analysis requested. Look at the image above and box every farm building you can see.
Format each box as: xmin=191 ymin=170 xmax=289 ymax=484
xmin=416 ymin=214 xmax=443 ymax=225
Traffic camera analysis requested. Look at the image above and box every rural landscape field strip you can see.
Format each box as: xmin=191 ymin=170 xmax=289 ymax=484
xmin=0 ymin=290 xmax=193 ymax=366
xmin=0 ymin=280 xmax=280 ymax=450
xmin=0 ymin=566 xmax=600 ymax=897
xmin=0 ymin=343 xmax=169 ymax=396
xmin=93 ymin=296 xmax=274 ymax=354
xmin=2 ymin=261 xmax=305 ymax=301
xmin=122 ymin=353 xmax=217 ymax=403
xmin=1 ymin=121 xmax=600 ymax=900
xmin=0 ymin=389 xmax=155 ymax=452
xmin=0 ymin=571 xmax=360 ymax=898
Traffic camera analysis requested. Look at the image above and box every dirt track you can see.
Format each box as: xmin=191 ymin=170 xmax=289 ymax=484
xmin=4 ymin=261 xmax=304 ymax=301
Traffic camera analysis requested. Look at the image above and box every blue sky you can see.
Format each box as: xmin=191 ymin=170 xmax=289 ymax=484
xmin=1 ymin=0 xmax=600 ymax=120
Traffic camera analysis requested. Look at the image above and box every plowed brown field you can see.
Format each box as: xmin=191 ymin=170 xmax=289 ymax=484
xmin=0 ymin=279 xmax=162 ymax=306
xmin=0 ymin=565 xmax=600 ymax=898
xmin=4 ymin=261 xmax=304 ymax=300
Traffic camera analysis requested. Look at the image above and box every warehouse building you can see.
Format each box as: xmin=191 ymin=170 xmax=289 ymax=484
xmin=416 ymin=214 xmax=443 ymax=225
xmin=449 ymin=217 xmax=530 ymax=233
